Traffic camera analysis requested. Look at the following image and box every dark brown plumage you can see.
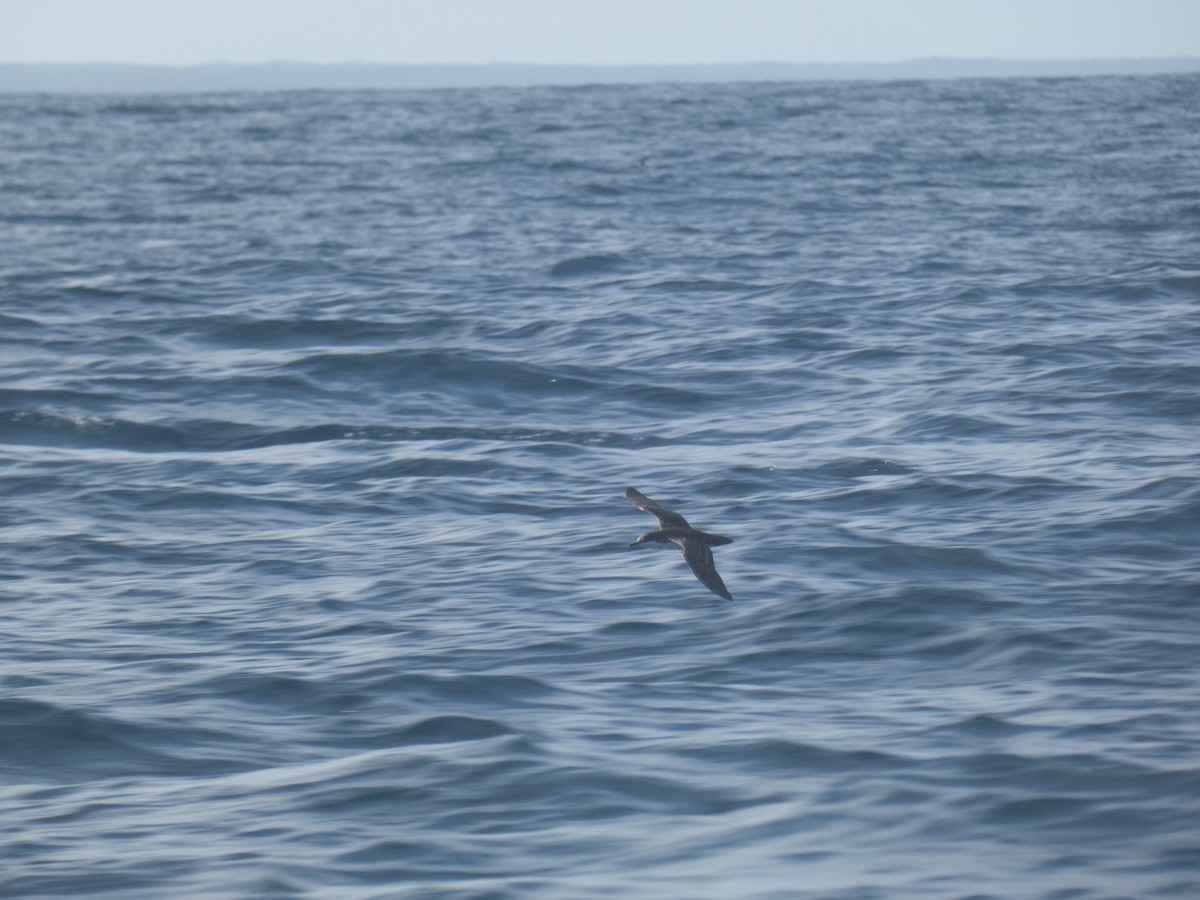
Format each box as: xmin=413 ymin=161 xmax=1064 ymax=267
xmin=626 ymin=486 xmax=734 ymax=600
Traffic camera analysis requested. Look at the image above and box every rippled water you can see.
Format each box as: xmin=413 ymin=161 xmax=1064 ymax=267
xmin=2 ymin=75 xmax=1199 ymax=898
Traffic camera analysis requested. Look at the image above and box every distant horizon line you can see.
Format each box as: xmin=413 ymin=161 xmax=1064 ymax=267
xmin=3 ymin=57 xmax=1197 ymax=92
xmin=5 ymin=55 xmax=1199 ymax=67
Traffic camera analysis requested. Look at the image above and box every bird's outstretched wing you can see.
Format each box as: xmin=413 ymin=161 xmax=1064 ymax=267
xmin=677 ymin=537 xmax=733 ymax=601
xmin=626 ymin=486 xmax=692 ymax=529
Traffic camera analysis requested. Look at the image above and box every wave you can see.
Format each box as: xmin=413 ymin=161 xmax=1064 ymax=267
xmin=0 ymin=409 xmax=670 ymax=452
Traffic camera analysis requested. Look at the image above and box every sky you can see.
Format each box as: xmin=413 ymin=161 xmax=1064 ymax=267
xmin=3 ymin=0 xmax=1199 ymax=66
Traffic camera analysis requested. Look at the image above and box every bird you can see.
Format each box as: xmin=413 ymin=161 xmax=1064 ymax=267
xmin=625 ymin=486 xmax=734 ymax=600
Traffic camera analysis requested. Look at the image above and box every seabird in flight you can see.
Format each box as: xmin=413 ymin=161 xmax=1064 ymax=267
xmin=626 ymin=486 xmax=734 ymax=600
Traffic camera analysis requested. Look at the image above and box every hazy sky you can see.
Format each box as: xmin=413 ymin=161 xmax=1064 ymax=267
xmin=4 ymin=0 xmax=1199 ymax=66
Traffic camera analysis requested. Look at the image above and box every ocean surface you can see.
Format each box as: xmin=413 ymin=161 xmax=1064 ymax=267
xmin=1 ymin=74 xmax=1198 ymax=899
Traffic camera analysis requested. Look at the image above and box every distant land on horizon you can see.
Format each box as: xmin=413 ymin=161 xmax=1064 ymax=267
xmin=2 ymin=57 xmax=1199 ymax=92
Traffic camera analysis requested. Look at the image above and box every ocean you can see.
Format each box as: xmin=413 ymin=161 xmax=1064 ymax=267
xmin=1 ymin=74 xmax=1198 ymax=899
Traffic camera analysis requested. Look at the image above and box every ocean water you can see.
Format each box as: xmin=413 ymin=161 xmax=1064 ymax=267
xmin=1 ymin=73 xmax=1198 ymax=899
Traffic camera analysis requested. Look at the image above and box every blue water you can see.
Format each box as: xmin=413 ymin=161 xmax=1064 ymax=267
xmin=2 ymin=74 xmax=1199 ymax=899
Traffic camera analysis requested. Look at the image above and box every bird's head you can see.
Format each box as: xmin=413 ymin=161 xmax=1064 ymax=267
xmin=629 ymin=531 xmax=667 ymax=547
